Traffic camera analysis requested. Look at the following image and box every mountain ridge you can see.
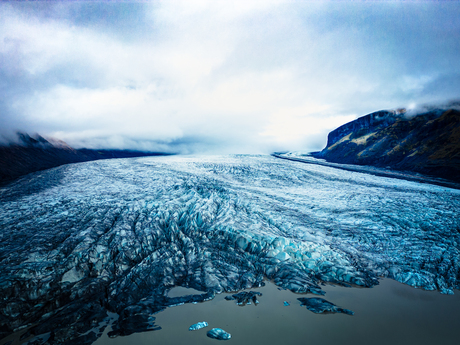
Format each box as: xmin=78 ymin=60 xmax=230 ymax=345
xmin=0 ymin=133 xmax=173 ymax=186
xmin=311 ymin=105 xmax=460 ymax=183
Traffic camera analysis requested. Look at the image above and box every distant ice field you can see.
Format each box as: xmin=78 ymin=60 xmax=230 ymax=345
xmin=0 ymin=154 xmax=459 ymax=344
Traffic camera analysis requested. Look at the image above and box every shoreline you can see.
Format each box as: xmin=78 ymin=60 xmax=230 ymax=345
xmin=5 ymin=278 xmax=460 ymax=345
xmin=90 ymin=278 xmax=460 ymax=345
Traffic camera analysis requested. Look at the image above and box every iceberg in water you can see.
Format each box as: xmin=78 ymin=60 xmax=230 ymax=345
xmin=189 ymin=321 xmax=208 ymax=331
xmin=207 ymin=328 xmax=232 ymax=340
xmin=298 ymin=297 xmax=354 ymax=315
xmin=225 ymin=291 xmax=262 ymax=305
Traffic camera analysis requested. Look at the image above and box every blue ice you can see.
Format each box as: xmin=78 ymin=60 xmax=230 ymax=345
xmin=189 ymin=321 xmax=208 ymax=331
xmin=207 ymin=328 xmax=231 ymax=340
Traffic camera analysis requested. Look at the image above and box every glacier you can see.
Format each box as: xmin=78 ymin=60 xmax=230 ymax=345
xmin=0 ymin=154 xmax=459 ymax=344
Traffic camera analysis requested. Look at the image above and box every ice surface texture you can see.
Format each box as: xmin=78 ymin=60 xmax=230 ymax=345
xmin=0 ymin=155 xmax=459 ymax=344
xmin=298 ymin=297 xmax=354 ymax=315
xmin=189 ymin=321 xmax=208 ymax=331
xmin=207 ymin=328 xmax=231 ymax=340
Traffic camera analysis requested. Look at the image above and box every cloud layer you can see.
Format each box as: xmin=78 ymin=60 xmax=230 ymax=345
xmin=1 ymin=1 xmax=460 ymax=153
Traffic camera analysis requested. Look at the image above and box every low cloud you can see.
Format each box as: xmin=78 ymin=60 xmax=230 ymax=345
xmin=403 ymin=99 xmax=460 ymax=119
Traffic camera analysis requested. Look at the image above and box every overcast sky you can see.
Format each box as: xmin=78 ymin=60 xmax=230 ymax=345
xmin=1 ymin=1 xmax=459 ymax=153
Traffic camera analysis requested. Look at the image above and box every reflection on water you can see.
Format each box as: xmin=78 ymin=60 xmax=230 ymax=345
xmin=93 ymin=280 xmax=460 ymax=345
xmin=4 ymin=279 xmax=460 ymax=345
xmin=0 ymin=155 xmax=459 ymax=344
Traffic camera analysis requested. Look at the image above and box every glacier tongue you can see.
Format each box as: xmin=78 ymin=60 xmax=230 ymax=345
xmin=0 ymin=154 xmax=459 ymax=344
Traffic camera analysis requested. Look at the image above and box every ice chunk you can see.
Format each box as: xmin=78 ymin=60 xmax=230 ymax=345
xmin=236 ymin=236 xmax=249 ymax=251
xmin=61 ymin=267 xmax=84 ymax=283
xmin=207 ymin=328 xmax=231 ymax=340
xmin=189 ymin=321 xmax=208 ymax=331
xmin=225 ymin=291 xmax=262 ymax=305
xmin=275 ymin=252 xmax=291 ymax=261
xmin=284 ymin=301 xmax=290 ymax=306
xmin=298 ymin=297 xmax=354 ymax=315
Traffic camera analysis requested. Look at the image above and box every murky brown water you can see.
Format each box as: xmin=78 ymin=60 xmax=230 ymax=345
xmin=94 ymin=278 xmax=460 ymax=345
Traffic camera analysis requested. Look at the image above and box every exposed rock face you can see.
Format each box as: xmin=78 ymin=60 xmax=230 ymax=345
xmin=313 ymin=107 xmax=460 ymax=182
xmin=0 ymin=133 xmax=171 ymax=185
xmin=325 ymin=110 xmax=404 ymax=147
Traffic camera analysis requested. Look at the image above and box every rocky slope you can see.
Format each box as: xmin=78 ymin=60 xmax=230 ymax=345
xmin=312 ymin=105 xmax=460 ymax=183
xmin=0 ymin=133 xmax=171 ymax=185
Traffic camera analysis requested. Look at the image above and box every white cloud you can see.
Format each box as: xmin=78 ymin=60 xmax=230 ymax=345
xmin=1 ymin=1 xmax=459 ymax=153
xmin=261 ymin=105 xmax=356 ymax=149
xmin=400 ymin=75 xmax=435 ymax=93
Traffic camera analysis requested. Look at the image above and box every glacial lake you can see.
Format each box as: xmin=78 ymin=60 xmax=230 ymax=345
xmin=1 ymin=155 xmax=459 ymax=344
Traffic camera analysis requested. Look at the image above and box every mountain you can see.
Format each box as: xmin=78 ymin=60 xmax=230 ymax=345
xmin=0 ymin=133 xmax=172 ymax=185
xmin=311 ymin=104 xmax=460 ymax=183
